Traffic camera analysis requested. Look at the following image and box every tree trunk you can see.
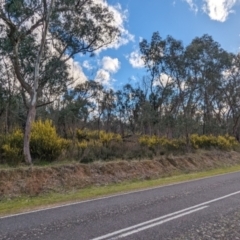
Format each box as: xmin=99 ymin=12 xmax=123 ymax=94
xmin=5 ymin=101 xmax=9 ymax=134
xmin=23 ymin=103 xmax=36 ymax=165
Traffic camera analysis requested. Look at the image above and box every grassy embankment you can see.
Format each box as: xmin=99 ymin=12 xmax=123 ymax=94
xmin=1 ymin=128 xmax=240 ymax=217
xmin=1 ymin=162 xmax=240 ymax=217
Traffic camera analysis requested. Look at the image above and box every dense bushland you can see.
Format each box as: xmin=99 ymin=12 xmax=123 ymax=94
xmin=139 ymin=134 xmax=239 ymax=153
xmin=0 ymin=120 xmax=69 ymax=165
xmin=0 ymin=120 xmax=239 ymax=166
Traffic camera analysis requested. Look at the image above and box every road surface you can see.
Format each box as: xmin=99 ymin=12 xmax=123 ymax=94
xmin=1 ymin=171 xmax=240 ymax=239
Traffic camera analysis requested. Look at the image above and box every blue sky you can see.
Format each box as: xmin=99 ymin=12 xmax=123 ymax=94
xmin=74 ymin=0 xmax=240 ymax=90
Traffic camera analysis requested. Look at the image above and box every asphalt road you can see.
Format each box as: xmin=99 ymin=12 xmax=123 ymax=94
xmin=1 ymin=171 xmax=240 ymax=240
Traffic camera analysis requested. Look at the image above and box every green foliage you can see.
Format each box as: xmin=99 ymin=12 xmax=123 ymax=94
xmin=76 ymin=129 xmax=122 ymax=147
xmin=139 ymin=134 xmax=239 ymax=153
xmin=76 ymin=129 xmax=123 ymax=162
xmin=1 ymin=123 xmax=239 ymax=166
xmin=1 ymin=120 xmax=70 ymax=164
xmin=190 ymin=134 xmax=238 ymax=150
xmin=30 ymin=120 xmax=69 ymax=161
xmin=99 ymin=131 xmax=122 ymax=147
xmin=1 ymin=129 xmax=24 ymax=166
xmin=139 ymin=135 xmax=186 ymax=153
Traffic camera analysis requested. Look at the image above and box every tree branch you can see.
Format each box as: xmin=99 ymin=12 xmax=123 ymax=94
xmin=36 ymin=100 xmax=54 ymax=108
xmin=11 ymin=43 xmax=32 ymax=94
xmin=33 ymin=0 xmax=55 ymax=105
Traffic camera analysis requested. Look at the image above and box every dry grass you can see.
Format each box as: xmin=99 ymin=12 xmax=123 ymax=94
xmin=1 ymin=163 xmax=240 ymax=217
xmin=1 ymin=150 xmax=240 ymax=200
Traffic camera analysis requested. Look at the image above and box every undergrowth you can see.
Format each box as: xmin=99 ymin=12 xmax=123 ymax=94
xmin=0 ymin=122 xmax=239 ymax=166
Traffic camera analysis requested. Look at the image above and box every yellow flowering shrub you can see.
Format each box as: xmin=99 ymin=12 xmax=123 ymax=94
xmin=30 ymin=120 xmax=69 ymax=161
xmin=76 ymin=129 xmax=122 ymax=148
xmin=99 ymin=131 xmax=122 ymax=146
xmin=139 ymin=135 xmax=186 ymax=153
xmin=75 ymin=129 xmax=123 ymax=161
xmin=139 ymin=134 xmax=239 ymax=152
xmin=1 ymin=129 xmax=24 ymax=165
xmin=223 ymin=134 xmax=239 ymax=148
xmin=139 ymin=135 xmax=159 ymax=148
xmin=162 ymin=138 xmax=186 ymax=151
xmin=190 ymin=134 xmax=238 ymax=150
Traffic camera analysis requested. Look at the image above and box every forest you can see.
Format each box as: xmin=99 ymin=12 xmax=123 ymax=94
xmin=1 ymin=1 xmax=240 ymax=166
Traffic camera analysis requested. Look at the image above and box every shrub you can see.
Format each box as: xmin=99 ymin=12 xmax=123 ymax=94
xmin=222 ymin=135 xmax=239 ymax=150
xmin=99 ymin=130 xmax=122 ymax=147
xmin=162 ymin=138 xmax=186 ymax=152
xmin=30 ymin=120 xmax=69 ymax=161
xmin=139 ymin=134 xmax=239 ymax=154
xmin=1 ymin=129 xmax=24 ymax=165
xmin=139 ymin=135 xmax=186 ymax=153
xmin=190 ymin=134 xmax=238 ymax=150
xmin=1 ymin=121 xmax=69 ymax=164
xmin=139 ymin=135 xmax=159 ymax=148
xmin=76 ymin=129 xmax=122 ymax=146
xmin=76 ymin=129 xmax=122 ymax=161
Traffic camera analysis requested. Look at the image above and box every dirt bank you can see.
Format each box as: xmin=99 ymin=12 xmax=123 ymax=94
xmin=1 ymin=150 xmax=240 ymax=199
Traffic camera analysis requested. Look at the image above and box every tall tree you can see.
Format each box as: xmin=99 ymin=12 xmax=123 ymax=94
xmin=222 ymin=54 xmax=240 ymax=139
xmin=185 ymin=35 xmax=232 ymax=134
xmin=140 ymin=32 xmax=166 ymax=95
xmin=0 ymin=0 xmax=120 ymax=164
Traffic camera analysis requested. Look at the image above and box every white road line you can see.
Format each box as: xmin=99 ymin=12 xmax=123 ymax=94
xmin=1 ymin=170 xmax=240 ymax=219
xmin=91 ymin=205 xmax=209 ymax=240
xmin=110 ymin=206 xmax=208 ymax=239
xmin=91 ymin=190 xmax=240 ymax=240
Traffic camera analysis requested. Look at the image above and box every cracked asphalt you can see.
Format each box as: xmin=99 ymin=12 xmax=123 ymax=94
xmin=0 ymin=171 xmax=240 ymax=240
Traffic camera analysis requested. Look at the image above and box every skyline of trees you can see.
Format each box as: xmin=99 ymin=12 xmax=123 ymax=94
xmin=1 ymin=32 xmax=240 ymax=140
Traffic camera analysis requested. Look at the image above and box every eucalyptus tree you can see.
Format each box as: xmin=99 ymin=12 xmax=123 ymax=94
xmin=139 ymin=33 xmax=181 ymax=136
xmin=139 ymin=33 xmax=165 ymax=132
xmin=163 ymin=36 xmax=190 ymax=139
xmin=53 ymin=81 xmax=103 ymax=137
xmin=0 ymin=0 xmax=120 ymax=164
xmin=185 ymin=35 xmax=232 ymax=135
xmin=140 ymin=32 xmax=167 ymax=95
xmin=221 ymin=54 xmax=240 ymax=139
xmin=0 ymin=54 xmax=25 ymax=134
xmin=99 ymin=89 xmax=115 ymax=132
xmin=0 ymin=76 xmax=7 ymax=133
xmin=117 ymin=84 xmax=147 ymax=134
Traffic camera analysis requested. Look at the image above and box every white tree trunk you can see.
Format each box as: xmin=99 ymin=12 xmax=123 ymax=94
xmin=22 ymin=0 xmax=55 ymax=164
xmin=23 ymin=101 xmax=36 ymax=165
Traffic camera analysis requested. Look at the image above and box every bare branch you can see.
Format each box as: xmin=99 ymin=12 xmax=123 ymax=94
xmin=36 ymin=100 xmax=54 ymax=108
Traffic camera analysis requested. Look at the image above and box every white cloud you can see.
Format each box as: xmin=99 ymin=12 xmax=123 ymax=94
xmin=82 ymin=60 xmax=93 ymax=70
xmin=102 ymin=56 xmax=121 ymax=73
xmin=130 ymin=75 xmax=137 ymax=82
xmin=127 ymin=50 xmax=145 ymax=68
xmin=95 ymin=69 xmax=111 ymax=86
xmin=94 ymin=56 xmax=121 ymax=87
xmin=67 ymin=59 xmax=87 ymax=88
xmin=107 ymin=3 xmax=135 ymax=48
xmin=94 ymin=1 xmax=134 ymax=53
xmin=202 ymin=0 xmax=237 ymax=22
xmin=183 ymin=0 xmax=240 ymax=22
xmin=184 ymin=0 xmax=198 ymax=13
xmin=153 ymin=74 xmax=174 ymax=87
